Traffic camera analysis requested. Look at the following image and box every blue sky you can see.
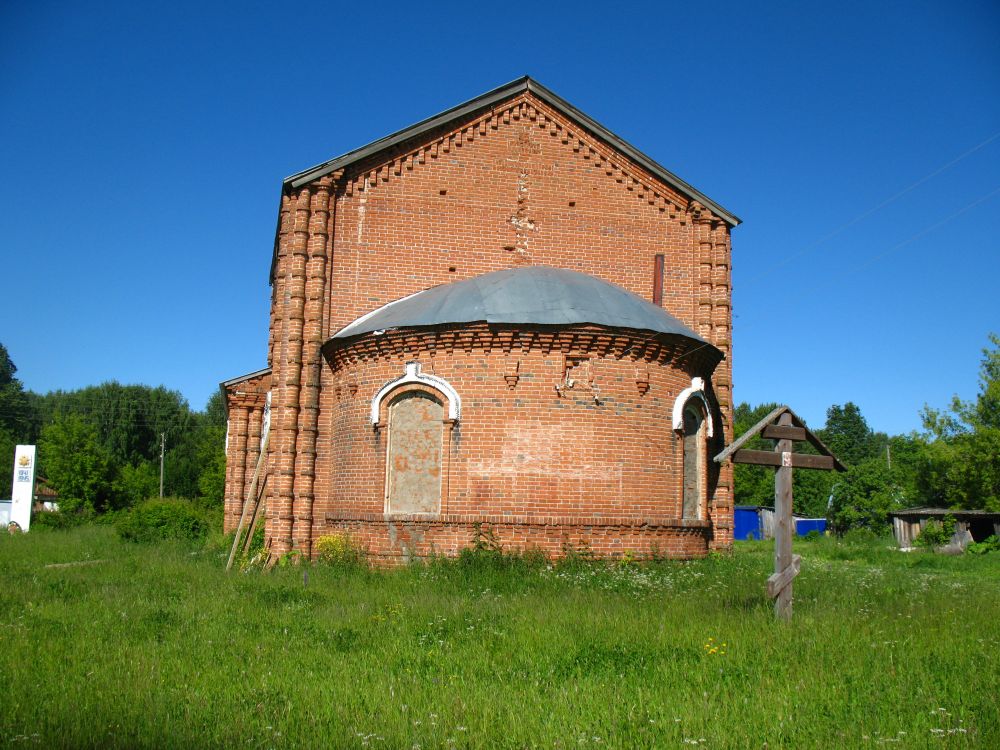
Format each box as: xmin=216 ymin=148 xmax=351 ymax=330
xmin=1 ymin=0 xmax=997 ymax=435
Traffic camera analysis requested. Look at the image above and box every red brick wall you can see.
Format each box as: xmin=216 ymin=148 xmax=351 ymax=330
xmin=222 ymin=371 xmax=270 ymax=532
xmin=312 ymin=324 xmax=722 ymax=560
xmin=324 ymin=95 xmax=707 ymax=336
xmin=260 ymin=89 xmax=735 ymax=559
xmin=324 ymin=514 xmax=709 ymax=565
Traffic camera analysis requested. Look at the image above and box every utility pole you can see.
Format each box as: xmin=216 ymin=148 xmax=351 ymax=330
xmin=159 ymin=432 xmax=166 ymax=498
xmin=886 ymin=443 xmax=891 ymax=469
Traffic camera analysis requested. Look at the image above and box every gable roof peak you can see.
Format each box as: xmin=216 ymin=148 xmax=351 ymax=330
xmin=283 ymin=76 xmax=740 ymax=228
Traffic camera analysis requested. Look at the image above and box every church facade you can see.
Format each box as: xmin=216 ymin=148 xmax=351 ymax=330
xmin=222 ymin=77 xmax=739 ymax=562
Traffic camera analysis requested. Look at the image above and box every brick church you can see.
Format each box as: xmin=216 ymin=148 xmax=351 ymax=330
xmin=221 ymin=77 xmax=739 ymax=562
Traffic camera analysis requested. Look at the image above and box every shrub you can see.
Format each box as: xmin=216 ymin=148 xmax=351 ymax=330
xmin=116 ymin=498 xmax=208 ymax=543
xmin=841 ymin=527 xmax=879 ymax=544
xmin=914 ymin=514 xmax=956 ymax=548
xmin=314 ymin=532 xmax=367 ymax=567
xmin=967 ymin=535 xmax=1000 ymax=555
xmin=28 ymin=509 xmax=89 ymax=530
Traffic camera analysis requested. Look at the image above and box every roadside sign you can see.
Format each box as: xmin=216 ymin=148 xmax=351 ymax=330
xmin=10 ymin=445 xmax=36 ymax=531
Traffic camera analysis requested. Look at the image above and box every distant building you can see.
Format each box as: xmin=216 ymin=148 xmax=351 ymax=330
xmin=889 ymin=508 xmax=1000 ymax=549
xmin=222 ymin=78 xmax=740 ymax=562
xmin=34 ymin=478 xmax=59 ymax=513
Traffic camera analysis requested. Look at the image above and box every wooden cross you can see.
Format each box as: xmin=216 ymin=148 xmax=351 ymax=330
xmin=715 ymin=406 xmax=845 ymax=621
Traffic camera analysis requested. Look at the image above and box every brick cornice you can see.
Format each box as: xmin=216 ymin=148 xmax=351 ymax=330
xmin=323 ymin=323 xmax=721 ymax=374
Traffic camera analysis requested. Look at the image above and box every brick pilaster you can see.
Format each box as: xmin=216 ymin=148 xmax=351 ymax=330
xmin=710 ymin=219 xmax=734 ymax=550
xmin=227 ymin=405 xmax=249 ymax=531
xmin=292 ymin=178 xmax=333 ymax=557
xmin=243 ymin=405 xmax=263 ymax=511
xmin=267 ymin=187 xmax=310 ymax=558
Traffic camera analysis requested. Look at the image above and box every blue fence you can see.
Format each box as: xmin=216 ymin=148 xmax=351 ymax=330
xmin=734 ymin=506 xmax=763 ymax=541
xmin=734 ymin=506 xmax=827 ymax=540
xmin=794 ymin=518 xmax=827 ymax=536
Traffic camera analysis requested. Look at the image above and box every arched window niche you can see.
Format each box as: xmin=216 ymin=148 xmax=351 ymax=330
xmin=672 ymin=377 xmax=713 ymax=520
xmin=681 ymin=401 xmax=707 ymax=519
xmin=385 ymin=389 xmax=445 ymax=514
xmin=372 ymin=363 xmax=460 ymax=516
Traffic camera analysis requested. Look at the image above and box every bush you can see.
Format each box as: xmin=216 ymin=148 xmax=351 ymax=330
xmin=116 ymin=498 xmax=208 ymax=543
xmin=314 ymin=532 xmax=367 ymax=567
xmin=28 ymin=510 xmax=84 ymax=531
xmin=967 ymin=535 xmax=1000 ymax=555
xmin=841 ymin=527 xmax=879 ymax=544
xmin=914 ymin=514 xmax=956 ymax=548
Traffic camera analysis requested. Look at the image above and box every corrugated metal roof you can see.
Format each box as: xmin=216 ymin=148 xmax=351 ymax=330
xmin=329 ymin=266 xmax=720 ymax=358
xmin=890 ymin=508 xmax=1000 ymax=518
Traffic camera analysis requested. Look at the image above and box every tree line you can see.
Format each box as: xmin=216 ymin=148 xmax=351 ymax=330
xmin=734 ymin=333 xmax=1000 ymax=531
xmin=0 ymin=343 xmax=225 ymax=514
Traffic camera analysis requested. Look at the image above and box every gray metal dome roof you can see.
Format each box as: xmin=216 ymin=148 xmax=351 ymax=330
xmin=331 ymin=266 xmax=720 ymax=356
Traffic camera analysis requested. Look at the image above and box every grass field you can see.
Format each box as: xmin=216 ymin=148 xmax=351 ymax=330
xmin=1 ymin=527 xmax=998 ymax=749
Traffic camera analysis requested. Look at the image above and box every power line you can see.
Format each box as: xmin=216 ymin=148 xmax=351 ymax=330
xmin=761 ymin=184 xmax=1000 ymax=307
xmin=744 ymin=128 xmax=1000 ymax=286
xmin=673 ymin=183 xmax=1000 ymax=364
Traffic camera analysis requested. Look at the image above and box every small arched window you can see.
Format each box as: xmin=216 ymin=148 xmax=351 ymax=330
xmin=385 ymin=390 xmax=444 ymax=514
xmin=682 ymin=400 xmax=707 ymax=520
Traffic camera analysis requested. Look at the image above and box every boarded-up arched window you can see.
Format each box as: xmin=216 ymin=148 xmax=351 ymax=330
xmin=682 ymin=401 xmax=706 ymax=519
xmin=386 ymin=390 xmax=444 ymax=514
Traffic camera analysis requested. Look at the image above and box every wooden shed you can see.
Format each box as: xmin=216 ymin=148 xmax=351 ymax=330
xmin=889 ymin=507 xmax=1000 ymax=549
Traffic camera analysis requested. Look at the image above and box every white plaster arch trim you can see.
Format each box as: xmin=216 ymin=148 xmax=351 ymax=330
xmin=672 ymin=377 xmax=714 ymax=437
xmin=371 ymin=362 xmax=461 ymax=425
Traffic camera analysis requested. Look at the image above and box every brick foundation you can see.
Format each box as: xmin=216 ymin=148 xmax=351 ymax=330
xmin=324 ymin=513 xmax=710 ymax=564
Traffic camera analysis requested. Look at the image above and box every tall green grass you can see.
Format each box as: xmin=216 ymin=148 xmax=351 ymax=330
xmin=0 ymin=528 xmax=997 ymax=748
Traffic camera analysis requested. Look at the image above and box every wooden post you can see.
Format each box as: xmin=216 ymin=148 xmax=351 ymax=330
xmin=717 ymin=405 xmax=845 ymax=624
xmin=227 ymin=430 xmax=270 ymax=572
xmin=773 ymin=412 xmax=794 ymax=620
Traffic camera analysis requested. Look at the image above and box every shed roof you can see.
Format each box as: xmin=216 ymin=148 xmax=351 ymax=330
xmin=889 ymin=508 xmax=1000 ymax=519
xmin=218 ymin=367 xmax=271 ymax=417
xmin=328 ymin=266 xmax=721 ymax=359
xmin=220 ymin=367 xmax=271 ymax=390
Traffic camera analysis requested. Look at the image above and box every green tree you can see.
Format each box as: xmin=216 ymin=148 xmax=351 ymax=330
xmin=34 ymin=383 xmax=191 ymax=467
xmin=0 ymin=343 xmax=35 ymax=498
xmin=195 ymin=391 xmax=227 ymax=504
xmin=792 ymin=467 xmax=836 ymax=519
xmin=38 ymin=414 xmax=114 ymax=513
xmin=818 ymin=402 xmax=876 ymax=467
xmin=112 ymin=461 xmax=160 ymax=507
xmin=916 ymin=334 xmax=1000 ymax=511
xmin=828 ymin=458 xmax=907 ymax=533
xmin=798 ymin=401 xmax=883 ymax=520
xmin=732 ymin=402 xmax=781 ymax=508
xmin=0 ymin=429 xmax=15 ymax=500
xmin=163 ymin=390 xmax=227 ymax=502
xmin=732 ymin=402 xmax=836 ymax=517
